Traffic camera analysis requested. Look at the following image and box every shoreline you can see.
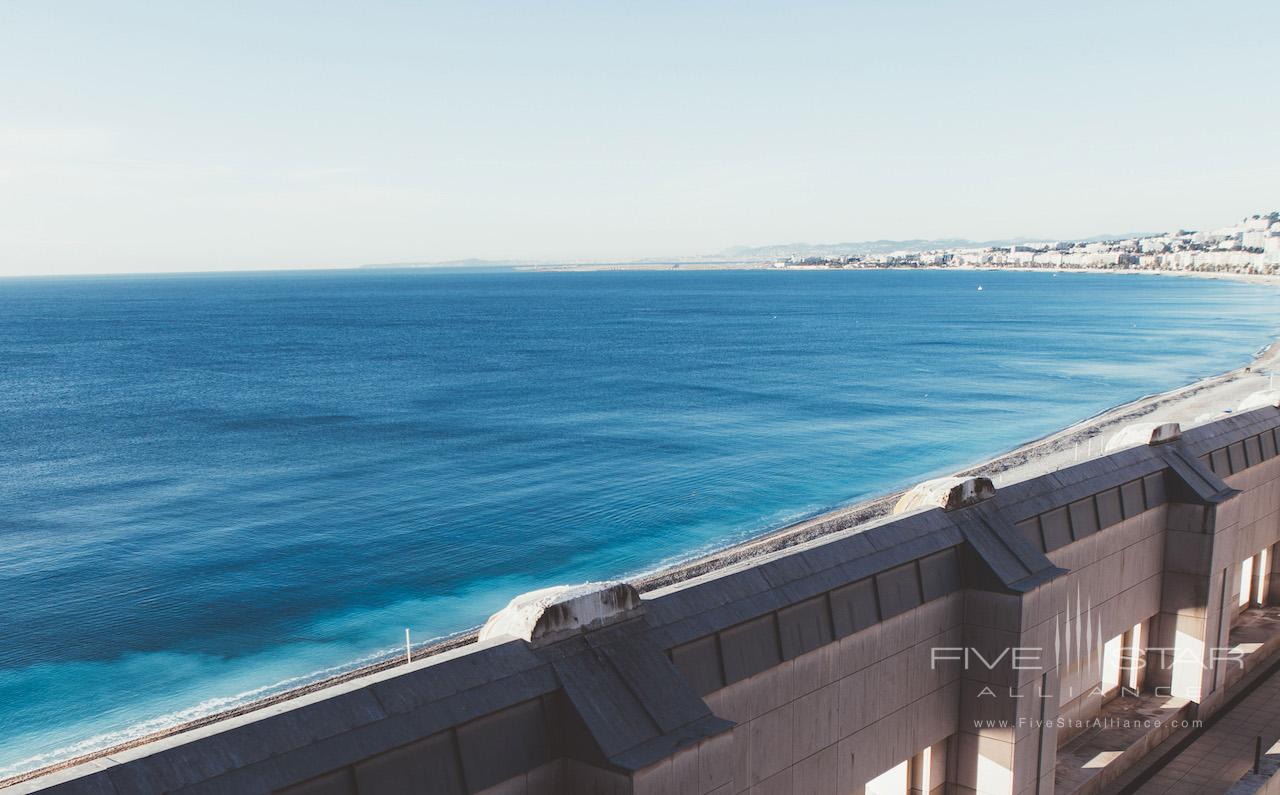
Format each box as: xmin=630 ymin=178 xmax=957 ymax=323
xmin=527 ymin=262 xmax=1280 ymax=287
xmin=638 ymin=337 xmax=1279 ymax=591
xmin=5 ymin=296 xmax=1280 ymax=787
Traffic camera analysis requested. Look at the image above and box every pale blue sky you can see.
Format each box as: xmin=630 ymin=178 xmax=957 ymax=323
xmin=2 ymin=1 xmax=1277 ymax=275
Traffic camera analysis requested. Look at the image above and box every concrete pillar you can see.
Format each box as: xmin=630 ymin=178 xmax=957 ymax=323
xmin=1157 ymin=489 xmax=1233 ymax=711
xmin=909 ymin=748 xmax=927 ymax=795
xmin=1202 ymin=494 xmax=1247 ymax=711
xmin=908 ymin=740 xmax=949 ymax=795
xmin=955 ymin=590 xmax=1058 ymax=795
xmin=1252 ymin=551 xmax=1267 ymax=607
xmin=1119 ymin=626 xmax=1136 ymax=695
xmin=1147 ymin=500 xmax=1218 ymax=702
xmin=1268 ymin=542 xmax=1280 ymax=605
xmin=1129 ymin=618 xmax=1150 ymax=693
xmin=929 ymin=739 xmax=949 ymax=795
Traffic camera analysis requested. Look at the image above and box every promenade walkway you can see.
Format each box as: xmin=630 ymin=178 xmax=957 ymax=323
xmin=1131 ymin=659 xmax=1280 ymax=793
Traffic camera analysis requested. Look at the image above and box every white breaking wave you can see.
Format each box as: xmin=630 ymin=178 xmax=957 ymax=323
xmin=0 ymin=644 xmax=403 ymax=779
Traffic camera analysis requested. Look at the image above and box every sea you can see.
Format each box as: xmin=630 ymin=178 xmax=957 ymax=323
xmin=1 ymin=268 xmax=1277 ymax=775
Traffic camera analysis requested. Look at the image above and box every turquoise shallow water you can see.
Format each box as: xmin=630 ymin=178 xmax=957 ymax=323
xmin=0 ymin=268 xmax=1276 ymax=775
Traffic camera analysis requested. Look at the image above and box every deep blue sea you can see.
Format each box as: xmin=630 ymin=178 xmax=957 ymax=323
xmin=1 ymin=268 xmax=1277 ymax=774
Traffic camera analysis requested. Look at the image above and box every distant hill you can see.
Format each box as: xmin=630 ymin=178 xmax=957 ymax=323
xmin=720 ymin=232 xmax=1153 ymax=259
xmin=361 ymin=231 xmax=1158 ymax=270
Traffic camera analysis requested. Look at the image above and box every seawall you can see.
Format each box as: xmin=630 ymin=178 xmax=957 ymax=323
xmin=10 ymin=396 xmax=1280 ymax=795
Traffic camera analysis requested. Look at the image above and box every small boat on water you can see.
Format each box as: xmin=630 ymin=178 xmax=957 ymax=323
xmin=977 ymin=285 xmax=984 ymax=291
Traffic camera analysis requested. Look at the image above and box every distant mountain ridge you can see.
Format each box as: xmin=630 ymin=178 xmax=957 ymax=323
xmin=720 ymin=233 xmax=1152 ymax=259
xmin=362 ymin=233 xmax=1157 ymax=269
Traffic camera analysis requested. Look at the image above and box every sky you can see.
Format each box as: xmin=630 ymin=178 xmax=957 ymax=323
xmin=1 ymin=1 xmax=1278 ymax=276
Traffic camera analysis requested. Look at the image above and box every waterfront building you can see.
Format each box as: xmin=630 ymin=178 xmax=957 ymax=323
xmin=763 ymin=212 xmax=1280 ymax=277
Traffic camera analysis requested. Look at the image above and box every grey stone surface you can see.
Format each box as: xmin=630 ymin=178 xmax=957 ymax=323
xmin=919 ymin=547 xmax=961 ymax=602
xmin=776 ymin=595 xmax=833 ymax=660
xmin=1041 ymin=506 xmax=1073 ymax=551
xmin=875 ymin=562 xmax=923 ymax=619
xmin=352 ymin=733 xmax=464 ymax=795
xmin=670 ymin=636 xmax=723 ymax=697
xmin=718 ymin=615 xmax=781 ymax=685
xmin=830 ymin=577 xmax=880 ymax=638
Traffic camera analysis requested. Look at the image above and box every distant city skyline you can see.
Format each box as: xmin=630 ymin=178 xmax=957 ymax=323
xmin=2 ymin=1 xmax=1278 ymax=277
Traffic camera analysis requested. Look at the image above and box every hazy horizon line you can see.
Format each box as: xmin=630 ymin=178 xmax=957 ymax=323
xmin=2 ymin=211 xmax=1272 ymax=280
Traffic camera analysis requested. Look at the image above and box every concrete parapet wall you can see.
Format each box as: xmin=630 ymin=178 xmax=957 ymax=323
xmin=11 ymin=407 xmax=1280 ymax=795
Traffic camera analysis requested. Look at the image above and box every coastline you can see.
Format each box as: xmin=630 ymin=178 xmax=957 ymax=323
xmin=528 ymin=262 xmax=1280 ymax=287
xmin=5 ymin=287 xmax=1280 ymax=787
xmin=638 ymin=332 xmax=1280 ymax=591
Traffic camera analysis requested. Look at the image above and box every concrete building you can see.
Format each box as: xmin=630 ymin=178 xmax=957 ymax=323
xmin=8 ymin=404 xmax=1280 ymax=795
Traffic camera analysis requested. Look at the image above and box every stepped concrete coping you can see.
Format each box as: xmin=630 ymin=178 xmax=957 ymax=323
xmin=1238 ymin=390 xmax=1280 ymax=413
xmin=1105 ymin=421 xmax=1182 ymax=453
xmin=893 ymin=476 xmax=995 ymax=514
xmin=478 ymin=581 xmax=643 ymax=646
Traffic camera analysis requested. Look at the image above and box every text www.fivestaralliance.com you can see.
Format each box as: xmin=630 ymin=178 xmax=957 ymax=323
xmin=972 ymin=718 xmax=1202 ymax=730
